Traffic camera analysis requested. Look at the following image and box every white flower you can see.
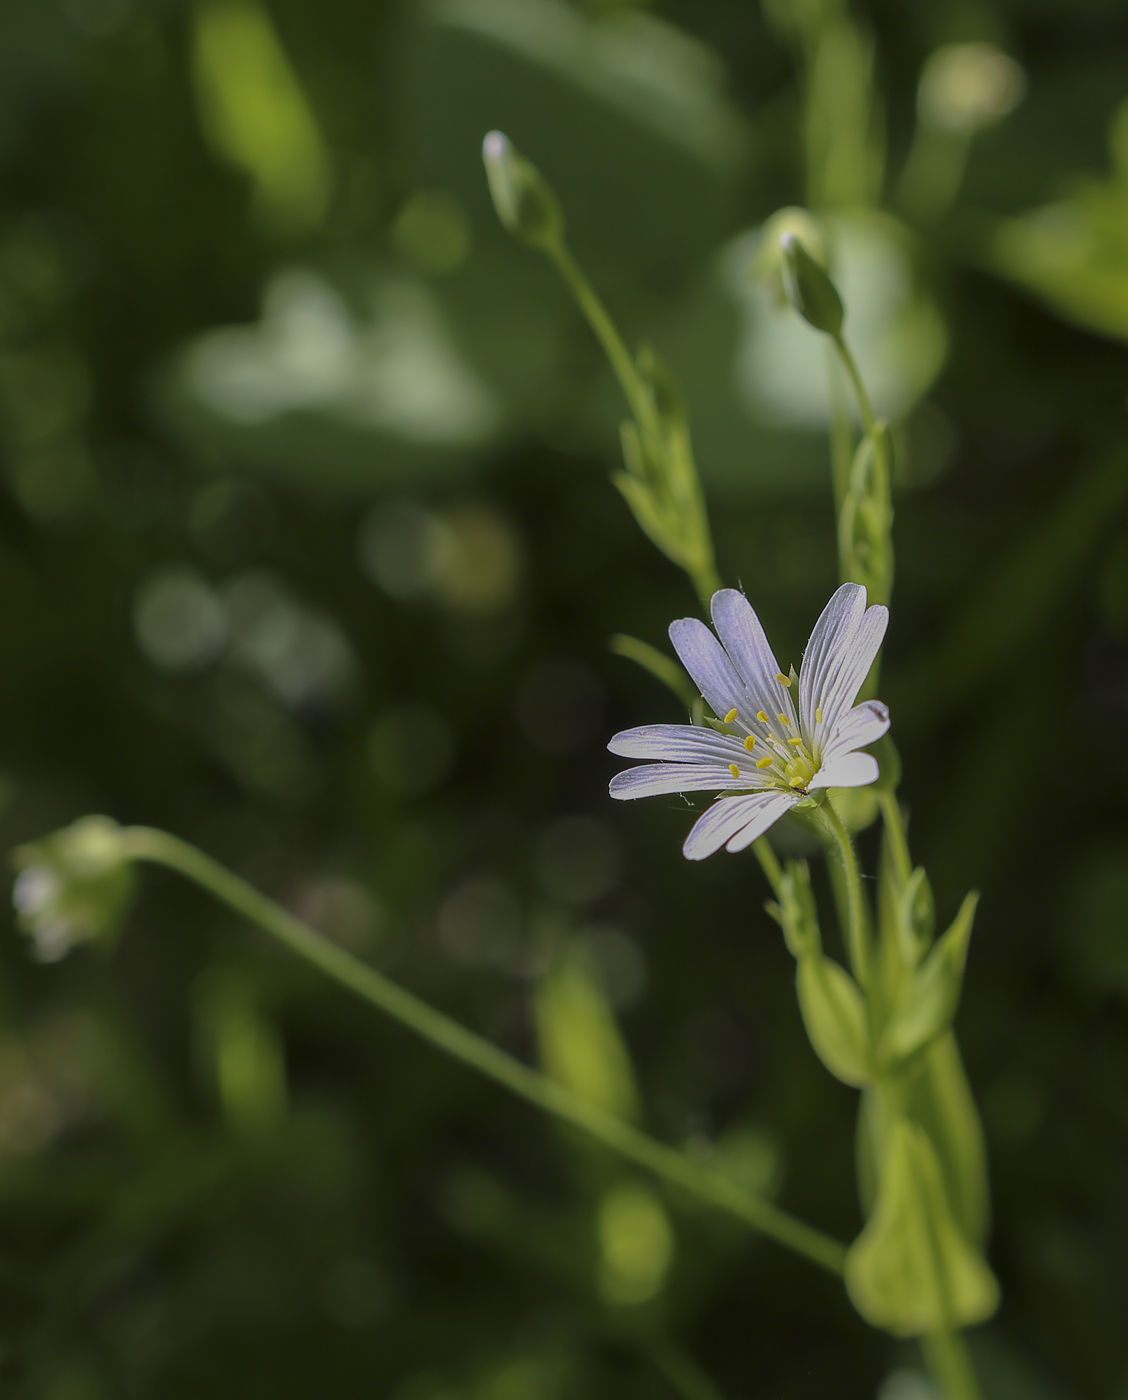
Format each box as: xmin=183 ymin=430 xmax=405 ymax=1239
xmin=608 ymin=583 xmax=890 ymax=860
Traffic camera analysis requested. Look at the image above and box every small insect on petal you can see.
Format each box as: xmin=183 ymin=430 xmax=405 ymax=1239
xmin=724 ymin=708 xmax=739 ymax=724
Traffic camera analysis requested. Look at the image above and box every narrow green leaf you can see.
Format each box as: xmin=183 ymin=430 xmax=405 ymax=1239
xmin=882 ymin=891 xmax=978 ymax=1063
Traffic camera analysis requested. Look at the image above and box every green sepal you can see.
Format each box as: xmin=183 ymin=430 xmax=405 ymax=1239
xmin=896 ymin=866 xmax=935 ymax=969
xmin=796 ymin=952 xmax=873 ymax=1087
xmin=881 ymin=891 xmax=978 ymax=1064
xmin=482 ymin=131 xmax=563 ymax=251
xmin=846 ymin=1118 xmax=999 ymax=1337
xmin=771 ymin=860 xmax=821 ymax=960
xmin=635 ymin=343 xmax=685 ymax=434
xmin=781 ymin=232 xmax=845 ymax=337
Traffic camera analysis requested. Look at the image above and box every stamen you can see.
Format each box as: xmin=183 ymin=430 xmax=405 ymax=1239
xmin=776 ymin=672 xmax=791 ymax=687
xmin=724 ymin=708 xmax=739 ymax=724
xmin=756 ymin=756 xmax=774 ymax=770
xmin=788 ymin=775 xmax=807 ymax=788
xmin=816 ymin=706 xmax=823 ymax=724
xmin=744 ymin=736 xmax=756 ymax=752
xmin=788 ymin=737 xmax=804 ymax=746
xmin=778 ymin=713 xmax=791 ymax=727
xmin=729 ymin=763 xmax=741 ymax=780
xmin=756 ymin=710 xmax=769 ymax=723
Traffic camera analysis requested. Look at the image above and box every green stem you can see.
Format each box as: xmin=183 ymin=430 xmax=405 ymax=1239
xmin=878 ymin=790 xmax=913 ymax=888
xmin=752 ymin=837 xmax=783 ymax=898
xmin=922 ymin=1329 xmax=984 ymax=1400
xmin=548 ymin=241 xmax=652 ymax=432
xmin=832 ymin=334 xmax=877 ymax=437
xmin=117 ymin=826 xmax=847 ymax=1278
xmin=827 ymin=344 xmax=854 ymax=517
xmin=820 ymin=800 xmax=871 ymax=988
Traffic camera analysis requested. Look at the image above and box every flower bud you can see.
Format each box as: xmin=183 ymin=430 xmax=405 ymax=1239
xmin=482 ymin=131 xmax=563 ymax=251
xmin=12 ymin=816 xmax=134 ymax=962
xmin=753 ymin=207 xmax=828 ymax=305
xmin=780 ymin=232 xmax=844 ymax=338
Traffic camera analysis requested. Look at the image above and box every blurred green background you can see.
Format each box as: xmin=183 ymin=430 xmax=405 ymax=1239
xmin=2 ymin=0 xmax=1128 ymax=1395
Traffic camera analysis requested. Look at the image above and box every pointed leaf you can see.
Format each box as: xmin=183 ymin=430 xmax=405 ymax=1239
xmin=882 ymin=892 xmax=978 ymax=1063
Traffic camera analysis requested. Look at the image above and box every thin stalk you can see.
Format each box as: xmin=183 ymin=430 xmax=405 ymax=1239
xmin=820 ymin=800 xmax=871 ymax=989
xmin=832 ymin=334 xmax=877 ymax=437
xmin=752 ymin=837 xmax=783 ymax=898
xmin=117 ymin=826 xmax=847 ymax=1277
xmin=922 ymin=1329 xmax=984 ymax=1400
xmin=827 ymin=344 xmax=854 ymax=516
xmin=878 ymin=790 xmax=913 ymax=888
xmin=548 ymin=241 xmax=652 ymax=432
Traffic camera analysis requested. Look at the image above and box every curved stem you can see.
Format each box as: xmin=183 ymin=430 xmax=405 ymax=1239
xmin=117 ymin=826 xmax=847 ymax=1278
xmin=922 ymin=1328 xmax=984 ymax=1400
xmin=548 ymin=242 xmax=651 ymax=431
xmin=832 ymin=334 xmax=877 ymax=436
xmin=820 ymin=800 xmax=871 ymax=988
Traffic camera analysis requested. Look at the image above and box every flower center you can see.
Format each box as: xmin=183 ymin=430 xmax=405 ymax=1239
xmin=783 ymin=752 xmax=815 ymax=789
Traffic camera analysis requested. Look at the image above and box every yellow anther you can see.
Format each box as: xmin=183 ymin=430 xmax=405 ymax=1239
xmin=779 ymin=713 xmax=791 ymax=727
xmin=788 ymin=737 xmax=804 ymax=746
xmin=816 ymin=706 xmax=823 ymax=724
xmin=724 ymin=708 xmax=739 ymax=724
xmin=744 ymin=736 xmax=756 ymax=752
xmin=756 ymin=756 xmax=774 ymax=769
xmin=788 ymin=775 xmax=807 ymax=788
xmin=756 ymin=710 xmax=769 ymax=723
xmin=776 ymin=672 xmax=792 ymax=687
xmin=729 ymin=763 xmax=741 ymax=780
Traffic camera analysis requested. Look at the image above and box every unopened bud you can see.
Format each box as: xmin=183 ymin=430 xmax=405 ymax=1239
xmin=482 ymin=131 xmax=563 ymax=251
xmin=12 ymin=816 xmax=134 ymax=962
xmin=753 ymin=207 xmax=828 ymax=304
xmin=781 ymin=232 xmax=844 ymax=338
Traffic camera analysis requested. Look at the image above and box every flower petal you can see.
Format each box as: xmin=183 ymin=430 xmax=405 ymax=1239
xmin=709 ymin=590 xmax=794 ymax=724
xmin=799 ymin=582 xmax=866 ymax=740
xmin=724 ymin=791 xmax=801 ymax=853
xmin=804 ymin=598 xmax=889 ymax=744
xmin=610 ymin=762 xmax=750 ymax=800
xmin=808 ymin=751 xmax=880 ymax=790
xmin=608 ymin=724 xmax=743 ymax=763
xmin=682 ymin=791 xmax=798 ymax=860
xmin=668 ymin=617 xmax=747 ymax=722
xmin=821 ymin=699 xmax=890 ymax=766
